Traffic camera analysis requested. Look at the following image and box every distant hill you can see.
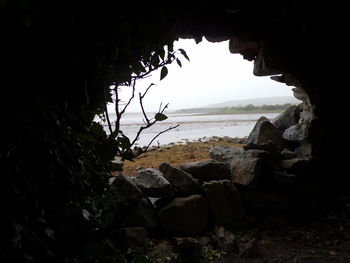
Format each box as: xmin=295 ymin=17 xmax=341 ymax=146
xmin=205 ymin=96 xmax=300 ymax=108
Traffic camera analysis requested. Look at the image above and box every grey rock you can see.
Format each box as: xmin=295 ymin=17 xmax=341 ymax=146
xmin=209 ymin=146 xmax=243 ymax=162
xmin=110 ymin=174 xmax=143 ymax=207
xmin=125 ymin=197 xmax=158 ymax=230
xmin=283 ymin=122 xmax=308 ymax=142
xmin=294 ymin=143 xmax=312 ymax=156
xmin=159 ymin=162 xmax=199 ymax=196
xmin=253 ymin=49 xmax=281 ymax=76
xmin=230 ymin=157 xmax=262 ymax=188
xmin=280 ymin=148 xmax=298 ymax=159
xmin=229 ymin=149 xmax=274 ymax=189
xmin=247 ymin=116 xmax=285 ymax=147
xmin=180 ymin=159 xmax=231 ymax=183
xmin=292 ymin=87 xmax=309 ymax=102
xmin=202 ymin=180 xmax=244 ymax=225
xmin=158 ymin=195 xmax=209 ymax=236
xmin=131 ymin=168 xmax=174 ymax=199
xmin=280 ymin=156 xmax=313 ymax=175
xmin=272 ymin=104 xmax=302 ymax=132
xmin=243 ymin=141 xmax=280 ymax=155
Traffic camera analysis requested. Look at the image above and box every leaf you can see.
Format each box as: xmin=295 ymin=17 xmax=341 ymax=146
xmin=117 ymin=136 xmax=131 ymax=149
xmin=155 ymin=113 xmax=168 ymax=121
xmin=176 ymin=58 xmax=182 ymax=67
xmin=160 ymin=66 xmax=168 ymax=80
xmin=82 ymin=209 xmax=92 ymax=221
xmin=178 ymin=48 xmax=190 ymax=61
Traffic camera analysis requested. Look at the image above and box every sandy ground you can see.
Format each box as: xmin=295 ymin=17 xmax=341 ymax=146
xmin=116 ymin=136 xmax=246 ymax=177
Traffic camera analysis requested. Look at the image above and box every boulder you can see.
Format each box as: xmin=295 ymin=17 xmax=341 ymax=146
xmin=180 ymin=159 xmax=231 ymax=183
xmin=294 ymin=143 xmax=312 ymax=156
xmin=279 ymin=156 xmax=313 ymax=176
xmin=209 ymin=146 xmax=243 ymax=162
xmin=283 ymin=122 xmax=308 ymax=142
xmin=124 ymin=197 xmax=158 ymax=230
xmin=158 ymin=195 xmax=209 ymax=236
xmin=230 ymin=157 xmax=262 ymax=188
xmin=230 ymin=149 xmax=275 ymax=189
xmin=247 ymin=116 xmax=285 ymax=147
xmin=243 ymin=141 xmax=280 ymax=155
xmin=202 ymin=180 xmax=244 ymax=225
xmin=109 ymin=174 xmax=143 ymax=207
xmin=280 ymin=148 xmax=298 ymax=159
xmin=130 ymin=168 xmax=174 ymax=199
xmin=159 ymin=162 xmax=200 ymax=196
xmin=272 ymin=104 xmax=302 ymax=132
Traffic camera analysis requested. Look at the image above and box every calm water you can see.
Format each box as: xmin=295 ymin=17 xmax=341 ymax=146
xmin=97 ymin=112 xmax=280 ymax=147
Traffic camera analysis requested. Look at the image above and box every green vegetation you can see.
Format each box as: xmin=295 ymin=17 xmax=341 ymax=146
xmin=1 ymin=1 xmax=184 ymax=262
xmin=207 ymin=103 xmax=294 ymax=115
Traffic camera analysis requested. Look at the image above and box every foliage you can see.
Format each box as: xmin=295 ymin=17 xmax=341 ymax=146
xmin=102 ymin=43 xmax=187 ymax=161
xmin=0 ymin=1 xmax=189 ymax=262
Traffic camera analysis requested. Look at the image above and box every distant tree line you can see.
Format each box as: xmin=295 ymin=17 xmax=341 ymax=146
xmin=213 ymin=103 xmax=295 ymax=114
xmin=232 ymin=103 xmax=293 ymax=111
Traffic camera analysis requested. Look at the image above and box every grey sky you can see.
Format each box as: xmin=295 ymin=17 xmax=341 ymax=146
xmin=112 ymin=38 xmax=293 ymax=112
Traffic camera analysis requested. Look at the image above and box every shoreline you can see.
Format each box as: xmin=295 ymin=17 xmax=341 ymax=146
xmin=115 ymin=136 xmax=246 ymax=177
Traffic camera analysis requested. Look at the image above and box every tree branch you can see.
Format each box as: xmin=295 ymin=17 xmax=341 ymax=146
xmin=140 ymin=124 xmax=180 ymax=155
xmin=103 ymin=87 xmax=113 ymax=134
xmin=139 ymin=83 xmax=154 ymax=125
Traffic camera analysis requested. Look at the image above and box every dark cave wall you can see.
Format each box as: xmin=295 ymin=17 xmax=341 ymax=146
xmin=176 ymin=1 xmax=350 ymax=164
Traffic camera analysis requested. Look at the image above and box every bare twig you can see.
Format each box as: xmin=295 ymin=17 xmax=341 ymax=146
xmin=139 ymin=83 xmax=154 ymax=124
xmin=103 ymin=87 xmax=113 ymax=134
xmin=120 ymin=79 xmax=136 ymax=116
xmin=141 ymin=124 xmax=180 ymax=154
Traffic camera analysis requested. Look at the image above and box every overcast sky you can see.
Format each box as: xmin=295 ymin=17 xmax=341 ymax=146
xmin=112 ymin=38 xmax=293 ymax=112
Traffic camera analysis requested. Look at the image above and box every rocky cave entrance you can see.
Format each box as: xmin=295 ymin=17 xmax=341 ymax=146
xmin=112 ymin=2 xmax=350 ymax=242
xmin=113 ymin=37 xmax=302 ymax=148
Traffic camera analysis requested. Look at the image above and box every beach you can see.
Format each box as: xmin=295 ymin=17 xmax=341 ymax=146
xmin=102 ymin=111 xmax=280 ymax=147
xmin=115 ymin=136 xmax=246 ymax=177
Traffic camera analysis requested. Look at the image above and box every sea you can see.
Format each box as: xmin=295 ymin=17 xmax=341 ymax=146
xmin=96 ymin=111 xmax=280 ymax=147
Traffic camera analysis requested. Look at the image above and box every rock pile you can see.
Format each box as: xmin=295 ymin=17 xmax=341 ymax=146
xmin=109 ymin=104 xmax=336 ymax=261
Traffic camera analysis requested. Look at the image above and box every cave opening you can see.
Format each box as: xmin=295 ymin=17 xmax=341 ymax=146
xmin=3 ymin=1 xmax=350 ymax=262
xmin=102 ymin=37 xmax=301 ymax=148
